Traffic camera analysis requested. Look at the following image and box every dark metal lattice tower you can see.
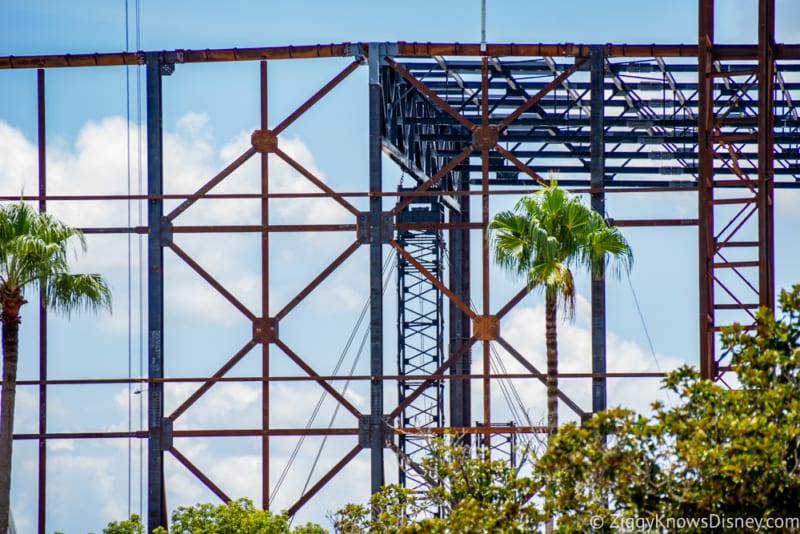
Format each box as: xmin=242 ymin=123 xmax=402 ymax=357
xmin=396 ymin=190 xmax=445 ymax=489
xmin=2 ymin=2 xmax=800 ymax=532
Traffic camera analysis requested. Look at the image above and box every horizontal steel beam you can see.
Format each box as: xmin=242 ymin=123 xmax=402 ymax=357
xmin=4 ymin=42 xmax=800 ymax=70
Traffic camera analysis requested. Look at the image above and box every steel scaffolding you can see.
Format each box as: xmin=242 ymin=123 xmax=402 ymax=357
xmin=0 ymin=1 xmax=798 ymax=532
xmin=395 ymin=190 xmax=445 ymax=491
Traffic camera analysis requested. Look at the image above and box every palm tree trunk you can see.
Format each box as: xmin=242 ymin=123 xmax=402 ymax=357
xmin=0 ymin=295 xmax=24 ymax=534
xmin=545 ymin=292 xmax=558 ymax=440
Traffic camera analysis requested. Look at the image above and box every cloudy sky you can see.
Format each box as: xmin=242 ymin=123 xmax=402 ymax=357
xmin=2 ymin=0 xmax=800 ymax=532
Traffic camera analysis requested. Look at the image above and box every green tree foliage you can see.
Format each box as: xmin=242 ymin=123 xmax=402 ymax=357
xmin=102 ymin=514 xmax=145 ymax=534
xmin=336 ymin=286 xmax=800 ymax=533
xmin=0 ymin=201 xmax=111 ymax=533
xmin=331 ymin=439 xmax=543 ymax=533
xmin=150 ymin=498 xmax=327 ymax=534
xmin=539 ymin=285 xmax=800 ymax=531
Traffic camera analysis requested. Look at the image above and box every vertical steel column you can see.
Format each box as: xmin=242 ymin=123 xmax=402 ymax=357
xmin=36 ymin=68 xmax=47 ymax=534
xmin=698 ymin=0 xmax=716 ymax=379
xmin=480 ymin=57 xmax=491 ymax=448
xmin=757 ymin=0 xmax=775 ymax=310
xmin=449 ymin=168 xmax=471 ymax=442
xmin=146 ymin=53 xmax=167 ymax=532
xmin=259 ymin=60 xmax=271 ymax=511
xmin=367 ymin=44 xmax=385 ymax=494
xmin=589 ymin=47 xmax=607 ymax=414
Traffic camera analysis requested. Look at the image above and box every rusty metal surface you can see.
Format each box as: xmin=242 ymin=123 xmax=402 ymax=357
xmin=5 ymin=42 xmax=800 ymax=70
xmin=3 ymin=11 xmax=796 ymax=528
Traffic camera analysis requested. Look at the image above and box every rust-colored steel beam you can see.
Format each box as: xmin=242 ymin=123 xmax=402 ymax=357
xmin=390 ymin=145 xmax=475 ymax=216
xmin=273 ymin=147 xmax=360 ymax=216
xmin=273 ymin=339 xmax=363 ymax=419
xmin=272 ymin=57 xmax=364 ymax=136
xmin=168 ymin=242 xmax=256 ymax=320
xmin=385 ymin=57 xmax=476 ymax=131
xmin=494 ymin=145 xmax=549 ymax=186
xmin=495 ymin=287 xmax=533 ymax=320
xmin=609 ymin=218 xmax=699 ymax=227
xmin=172 ymin=224 xmax=357 ymax=233
xmin=166 ymin=147 xmax=257 ymax=221
xmin=173 ymin=428 xmax=360 ymax=437
xmin=169 ymin=447 xmax=232 ymax=503
xmin=698 ymin=0 xmax=716 ymax=380
xmin=0 ymin=186 xmax=707 ymax=202
xmin=758 ymin=0 xmax=776 ymax=309
xmin=496 ymin=59 xmax=587 ymax=131
xmin=13 ymin=369 xmax=669 ymax=387
xmin=495 ymin=336 xmax=587 ymax=419
xmin=389 ymin=337 xmax=477 ymax=420
xmin=274 ymin=240 xmax=361 ymax=321
xmin=395 ymin=425 xmax=548 ymax=435
xmin=287 ymin=444 xmax=362 ymax=516
xmin=14 ymin=431 xmax=149 ymax=440
xmin=390 ymin=240 xmax=475 ymax=319
xmin=260 ymin=59 xmax=271 ymax=510
xmin=4 ymin=43 xmax=800 ymax=71
xmin=167 ymin=340 xmax=258 ymax=421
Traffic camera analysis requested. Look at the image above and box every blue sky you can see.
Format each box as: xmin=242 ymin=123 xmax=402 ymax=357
xmin=2 ymin=0 xmax=800 ymax=532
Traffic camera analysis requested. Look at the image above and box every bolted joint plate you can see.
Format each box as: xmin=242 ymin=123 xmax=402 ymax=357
xmin=471 ymin=124 xmax=499 ymax=150
xmin=160 ymin=418 xmax=173 ymax=450
xmin=358 ymin=415 xmax=394 ymax=449
xmin=160 ymin=62 xmax=175 ymax=76
xmin=356 ymin=212 xmax=394 ymax=244
xmin=160 ymin=217 xmax=173 ymax=246
xmin=473 ymin=315 xmax=499 ymax=341
xmin=251 ymin=129 xmax=279 ymax=154
xmin=253 ymin=317 xmax=278 ymax=344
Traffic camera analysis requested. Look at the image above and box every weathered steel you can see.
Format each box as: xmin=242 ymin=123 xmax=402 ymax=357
xmin=145 ymin=52 xmax=167 ymax=533
xmin=274 ymin=241 xmax=361 ymax=321
xmin=36 ymin=68 xmax=47 ymax=534
xmin=758 ymin=0 xmax=776 ymax=309
xmin=169 ymin=448 xmax=231 ymax=503
xmin=697 ymin=0 xmax=716 ymax=380
xmin=590 ymin=45 xmax=607 ymax=415
xmin=260 ymin=60 xmax=271 ymax=510
xmin=1 ymin=17 xmax=798 ymax=527
xmin=167 ymin=340 xmax=258 ymax=421
xmin=368 ymin=44 xmax=386 ymax=495
xmin=448 ymin=168 xmax=472 ymax=441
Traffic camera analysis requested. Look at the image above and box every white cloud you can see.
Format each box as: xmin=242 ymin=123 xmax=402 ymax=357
xmin=490 ymin=295 xmax=683 ymax=420
xmin=0 ymin=121 xmax=38 ymax=194
xmin=0 ymin=117 xmax=359 ymax=331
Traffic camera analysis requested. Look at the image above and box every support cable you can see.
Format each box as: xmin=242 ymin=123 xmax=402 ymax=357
xmin=271 ymin=252 xmax=395 ymax=505
xmin=123 ymin=0 xmax=144 ymax=519
xmin=297 ymin=256 xmax=396 ymax=504
xmin=124 ymin=0 xmax=133 ymax=518
xmin=443 ymin=244 xmax=537 ymax=450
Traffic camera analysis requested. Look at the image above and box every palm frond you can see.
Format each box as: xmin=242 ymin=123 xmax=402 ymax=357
xmin=45 ymin=273 xmax=112 ymax=316
xmin=489 ymin=183 xmax=633 ymax=313
xmin=0 ymin=201 xmax=111 ymax=316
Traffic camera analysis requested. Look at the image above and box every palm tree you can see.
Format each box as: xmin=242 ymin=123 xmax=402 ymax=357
xmin=489 ymin=184 xmax=632 ymax=437
xmin=0 ymin=201 xmax=111 ymax=533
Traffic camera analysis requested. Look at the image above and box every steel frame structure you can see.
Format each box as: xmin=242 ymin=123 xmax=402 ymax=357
xmin=0 ymin=1 xmax=799 ymax=532
xmin=395 ymin=191 xmax=445 ymax=491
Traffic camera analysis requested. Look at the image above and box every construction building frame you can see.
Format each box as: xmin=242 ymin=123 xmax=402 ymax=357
xmin=1 ymin=0 xmax=799 ymax=531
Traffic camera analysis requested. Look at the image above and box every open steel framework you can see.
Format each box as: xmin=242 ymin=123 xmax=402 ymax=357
xmin=1 ymin=0 xmax=800 ymax=531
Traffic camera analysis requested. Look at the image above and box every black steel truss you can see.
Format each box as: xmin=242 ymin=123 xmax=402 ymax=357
xmin=381 ymin=56 xmax=800 ymax=185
